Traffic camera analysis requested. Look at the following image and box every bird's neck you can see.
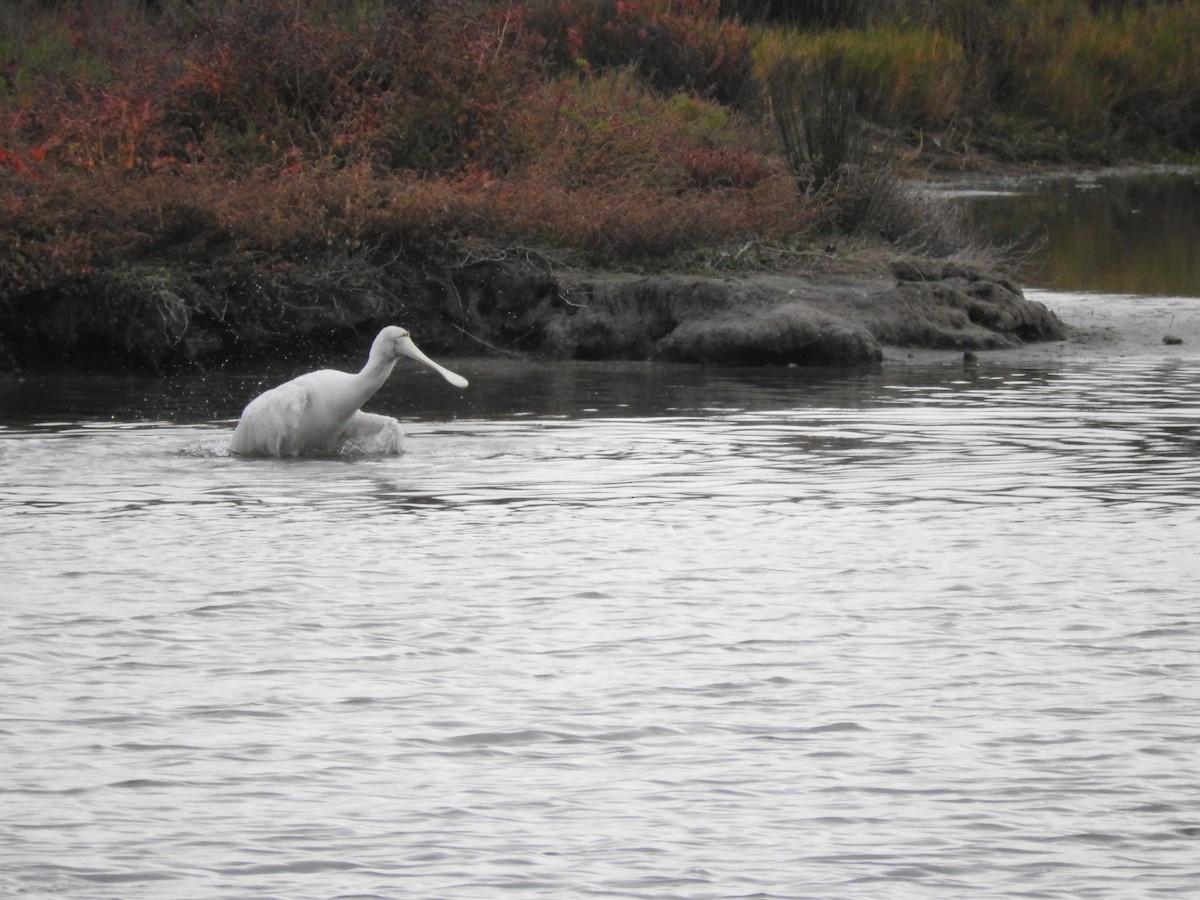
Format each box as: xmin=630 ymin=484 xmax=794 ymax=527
xmin=352 ymin=354 xmax=397 ymax=404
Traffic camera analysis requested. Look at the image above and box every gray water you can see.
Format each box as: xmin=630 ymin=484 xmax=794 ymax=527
xmin=3 ymin=354 xmax=1199 ymax=899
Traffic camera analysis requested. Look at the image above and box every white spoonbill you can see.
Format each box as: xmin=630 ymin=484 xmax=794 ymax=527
xmin=229 ymin=326 xmax=468 ymax=457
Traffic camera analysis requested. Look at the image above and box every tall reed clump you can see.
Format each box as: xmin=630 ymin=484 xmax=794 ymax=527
xmin=756 ymin=26 xmax=966 ymax=130
xmin=756 ymin=21 xmax=967 ymax=238
xmin=757 ymin=24 xmax=972 ymax=251
xmin=918 ymin=0 xmax=1200 ymax=155
xmin=765 ymin=56 xmax=867 ymax=190
xmin=752 ymin=0 xmax=1200 ymax=159
xmin=1010 ymin=3 xmax=1200 ymax=149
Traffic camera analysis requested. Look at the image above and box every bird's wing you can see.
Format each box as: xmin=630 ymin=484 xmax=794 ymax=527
xmin=229 ymin=381 xmax=310 ymax=457
xmin=338 ymin=411 xmax=404 ymax=455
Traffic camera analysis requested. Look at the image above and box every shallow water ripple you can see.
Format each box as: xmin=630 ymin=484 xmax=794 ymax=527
xmin=2 ymin=358 xmax=1199 ymax=898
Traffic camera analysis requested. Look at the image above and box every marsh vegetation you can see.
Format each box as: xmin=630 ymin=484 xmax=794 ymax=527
xmin=2 ymin=0 xmax=1196 ymax=368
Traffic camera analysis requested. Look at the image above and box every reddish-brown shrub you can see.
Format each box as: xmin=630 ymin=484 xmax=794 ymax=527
xmin=680 ymin=145 xmax=777 ymax=188
xmin=3 ymin=0 xmax=543 ymax=176
xmin=0 ymin=0 xmax=819 ymax=292
xmin=510 ymin=72 xmax=774 ymax=192
xmin=527 ymin=0 xmax=756 ymax=105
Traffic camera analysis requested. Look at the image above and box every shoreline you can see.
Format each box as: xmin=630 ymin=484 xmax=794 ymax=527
xmin=3 ymin=264 xmax=1197 ymax=375
xmin=885 ymin=291 xmax=1200 ymax=367
xmin=5 ymin=163 xmax=1196 ymax=375
xmin=0 ymin=258 xmax=1065 ymax=373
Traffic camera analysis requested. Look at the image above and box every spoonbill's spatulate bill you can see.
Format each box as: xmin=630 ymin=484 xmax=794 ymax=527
xmin=229 ymin=326 xmax=468 ymax=457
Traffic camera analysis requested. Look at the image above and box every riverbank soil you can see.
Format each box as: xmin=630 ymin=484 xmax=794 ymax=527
xmin=538 ymin=262 xmax=1065 ymax=365
xmin=886 ymin=292 xmax=1200 ymax=367
xmin=0 ymin=258 xmax=1070 ymax=373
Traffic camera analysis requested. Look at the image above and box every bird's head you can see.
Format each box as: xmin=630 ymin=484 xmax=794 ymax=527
xmin=375 ymin=326 xmax=469 ymax=389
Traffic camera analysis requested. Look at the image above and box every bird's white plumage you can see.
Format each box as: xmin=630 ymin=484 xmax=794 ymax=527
xmin=229 ymin=326 xmax=467 ymax=457
xmin=339 ymin=410 xmax=405 ymax=455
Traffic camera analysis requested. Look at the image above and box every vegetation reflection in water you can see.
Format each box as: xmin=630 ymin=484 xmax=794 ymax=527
xmin=954 ymin=170 xmax=1200 ymax=297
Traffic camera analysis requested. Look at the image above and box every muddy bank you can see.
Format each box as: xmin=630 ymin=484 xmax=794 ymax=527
xmin=532 ymin=261 xmax=1064 ymax=364
xmin=0 ymin=258 xmax=1065 ymax=373
xmin=887 ymin=290 xmax=1200 ymax=367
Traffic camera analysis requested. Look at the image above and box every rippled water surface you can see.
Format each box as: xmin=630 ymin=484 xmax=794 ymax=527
xmin=3 ymin=351 xmax=1199 ymax=898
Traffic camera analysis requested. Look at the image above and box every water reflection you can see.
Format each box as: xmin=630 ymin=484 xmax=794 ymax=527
xmin=946 ymin=169 xmax=1200 ymax=296
xmin=4 ymin=358 xmax=1198 ymax=522
xmin=2 ymin=357 xmax=1199 ymax=899
xmin=0 ymin=359 xmax=895 ymax=429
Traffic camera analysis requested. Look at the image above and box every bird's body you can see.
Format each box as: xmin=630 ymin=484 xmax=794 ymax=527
xmin=230 ymin=326 xmax=467 ymax=457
